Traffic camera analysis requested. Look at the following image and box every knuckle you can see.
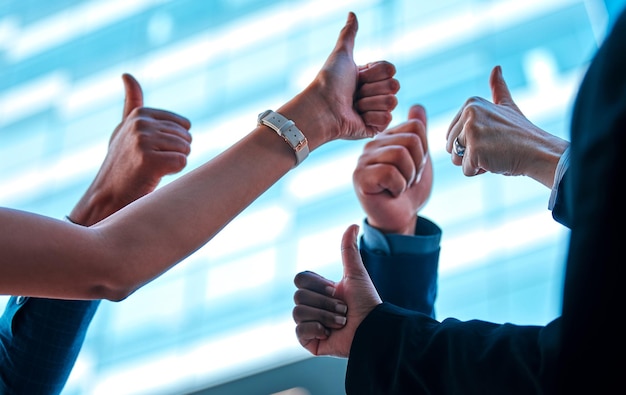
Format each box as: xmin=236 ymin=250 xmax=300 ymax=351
xmin=293 ymin=272 xmax=306 ymax=286
xmin=404 ymin=130 xmax=422 ymax=145
xmin=389 ymin=78 xmax=400 ymax=93
xmin=362 ymin=138 xmax=379 ymax=152
xmin=385 ymin=95 xmax=398 ymax=109
xmin=464 ymin=96 xmax=483 ymax=107
xmin=382 ymin=61 xmax=396 ymax=75
xmin=133 ymin=118 xmax=152 ymax=132
xmin=293 ymin=289 xmax=305 ymax=303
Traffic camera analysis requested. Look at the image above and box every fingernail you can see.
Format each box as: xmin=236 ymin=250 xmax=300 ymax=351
xmin=325 ymin=286 xmax=336 ymax=296
xmin=335 ymin=316 xmax=347 ymax=325
xmin=336 ymin=303 xmax=347 ymax=314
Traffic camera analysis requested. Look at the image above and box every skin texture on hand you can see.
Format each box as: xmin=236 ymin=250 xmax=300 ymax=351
xmin=0 ymin=73 xmax=192 ymax=395
xmin=292 ymin=107 xmax=434 ymax=355
xmin=354 ymin=61 xmax=400 ymax=132
xmin=69 ymin=74 xmax=192 ymax=226
xmin=277 ymin=12 xmax=398 ymax=152
xmin=293 ymin=224 xmax=382 ymax=358
xmin=0 ymin=12 xmax=400 ymax=301
xmin=445 ymin=65 xmax=569 ymax=188
xmin=353 ymin=104 xmax=432 ymax=235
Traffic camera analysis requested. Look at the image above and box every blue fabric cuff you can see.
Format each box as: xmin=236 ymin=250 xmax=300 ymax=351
xmin=361 ymin=216 xmax=442 ymax=256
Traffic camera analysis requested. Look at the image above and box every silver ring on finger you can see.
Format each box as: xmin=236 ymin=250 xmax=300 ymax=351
xmin=453 ymin=137 xmax=466 ymax=157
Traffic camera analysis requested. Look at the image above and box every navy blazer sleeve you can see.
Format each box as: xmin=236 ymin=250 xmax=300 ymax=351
xmin=346 ymin=6 xmax=626 ymax=394
xmin=350 ymin=207 xmax=562 ymax=394
xmin=557 ymin=4 xmax=626 ymax=392
xmin=360 ymin=243 xmax=439 ymax=318
xmin=359 ymin=217 xmax=440 ymax=318
xmin=0 ymin=296 xmax=99 ymax=395
xmin=346 ymin=303 xmax=561 ymax=395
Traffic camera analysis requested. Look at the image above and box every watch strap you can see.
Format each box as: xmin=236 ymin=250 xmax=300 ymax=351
xmin=257 ymin=110 xmax=309 ymax=166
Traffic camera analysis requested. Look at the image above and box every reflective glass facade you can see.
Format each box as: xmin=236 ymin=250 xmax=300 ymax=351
xmin=1 ymin=1 xmax=623 ymax=393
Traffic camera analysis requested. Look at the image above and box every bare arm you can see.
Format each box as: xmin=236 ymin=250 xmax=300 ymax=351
xmin=0 ymin=12 xmax=399 ymax=301
xmin=0 ymin=72 xmax=192 ymax=395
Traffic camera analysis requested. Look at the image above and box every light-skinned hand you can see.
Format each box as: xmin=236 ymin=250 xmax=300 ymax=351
xmin=278 ymin=12 xmax=398 ymax=151
xmin=445 ymin=65 xmax=568 ymax=188
xmin=353 ymin=104 xmax=432 ymax=235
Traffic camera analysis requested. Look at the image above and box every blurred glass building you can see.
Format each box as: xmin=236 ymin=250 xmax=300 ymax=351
xmin=1 ymin=0 xmax=624 ymax=394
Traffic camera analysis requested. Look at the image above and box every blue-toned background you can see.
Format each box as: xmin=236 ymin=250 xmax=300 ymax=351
xmin=1 ymin=1 xmax=623 ymax=394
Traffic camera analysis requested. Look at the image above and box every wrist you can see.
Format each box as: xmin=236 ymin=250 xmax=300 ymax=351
xmin=69 ymin=187 xmax=119 ymax=226
xmin=277 ymin=82 xmax=340 ymax=152
xmin=257 ymin=110 xmax=309 ymax=166
xmin=525 ymin=133 xmax=569 ymax=188
xmin=368 ymin=215 xmax=418 ymax=237
xmin=362 ymin=216 xmax=441 ymax=256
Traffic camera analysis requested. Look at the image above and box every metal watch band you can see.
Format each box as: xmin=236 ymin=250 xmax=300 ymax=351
xmin=257 ymin=110 xmax=309 ymax=166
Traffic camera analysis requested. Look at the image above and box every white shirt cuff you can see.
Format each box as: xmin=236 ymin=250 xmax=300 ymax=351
xmin=548 ymin=147 xmax=570 ymax=210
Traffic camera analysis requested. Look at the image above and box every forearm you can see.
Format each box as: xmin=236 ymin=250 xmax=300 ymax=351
xmin=523 ymin=131 xmax=569 ymax=189
xmin=346 ymin=303 xmax=559 ymax=394
xmin=0 ymin=101 xmax=331 ymax=300
xmin=95 ymin=88 xmax=344 ymax=285
xmin=360 ymin=248 xmax=439 ymax=316
xmin=360 ymin=217 xmax=441 ymax=316
xmin=68 ymin=185 xmax=129 ymax=227
xmin=0 ymin=12 xmax=395 ymax=300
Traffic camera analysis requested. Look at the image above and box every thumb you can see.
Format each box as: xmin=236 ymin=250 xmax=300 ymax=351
xmin=333 ymin=12 xmax=358 ymax=57
xmin=341 ymin=224 xmax=367 ymax=280
xmin=408 ymin=104 xmax=427 ymax=129
xmin=407 ymin=104 xmax=431 ymax=182
xmin=489 ymin=66 xmax=519 ymax=110
xmin=121 ymin=73 xmax=144 ymax=119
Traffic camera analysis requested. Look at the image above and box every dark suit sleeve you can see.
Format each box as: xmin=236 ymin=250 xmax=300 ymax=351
xmin=346 ymin=303 xmax=561 ymax=395
xmin=360 ymin=246 xmax=439 ymax=318
xmin=556 ymin=6 xmax=626 ymax=392
xmin=359 ymin=217 xmax=440 ymax=318
xmin=0 ymin=297 xmax=99 ymax=395
xmin=347 ymin=7 xmax=626 ymax=394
